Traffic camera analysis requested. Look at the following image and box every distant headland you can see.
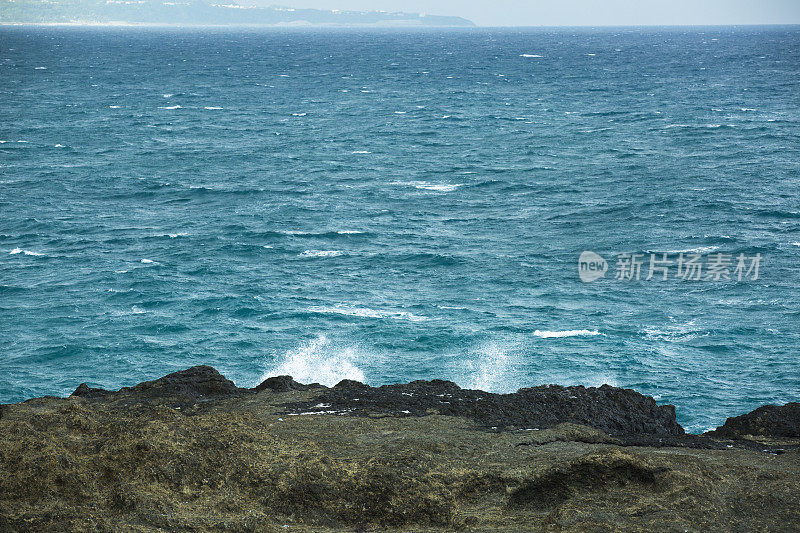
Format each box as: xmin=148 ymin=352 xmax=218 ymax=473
xmin=0 ymin=0 xmax=475 ymax=26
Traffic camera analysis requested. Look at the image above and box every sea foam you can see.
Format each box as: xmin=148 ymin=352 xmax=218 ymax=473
xmin=9 ymin=248 xmax=43 ymax=256
xmin=299 ymin=250 xmax=344 ymax=258
xmin=533 ymin=329 xmax=602 ymax=338
xmin=308 ymin=305 xmax=427 ymax=322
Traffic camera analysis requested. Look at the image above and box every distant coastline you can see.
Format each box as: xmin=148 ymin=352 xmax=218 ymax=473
xmin=0 ymin=1 xmax=475 ymax=27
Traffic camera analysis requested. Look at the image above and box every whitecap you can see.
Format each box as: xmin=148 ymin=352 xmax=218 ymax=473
xmin=299 ymin=250 xmax=344 ymax=258
xmin=520 ymin=54 xmax=543 ymax=58
xmin=392 ymin=180 xmax=463 ymax=192
xmin=9 ymin=248 xmax=43 ymax=256
xmin=34 ymin=66 xmax=47 ymax=70
xmin=54 ymin=144 xmax=65 ymax=148
xmin=337 ymin=230 xmax=363 ymax=234
xmin=108 ymin=105 xmax=120 ymax=109
xmin=641 ymin=321 xmax=705 ymax=343
xmin=533 ymin=329 xmax=602 ymax=338
xmin=394 ymin=111 xmax=406 ymax=114
xmin=291 ymin=112 xmax=307 ymax=116
xmin=159 ymin=105 xmax=182 ymax=110
xmin=204 ymin=106 xmax=223 ymax=110
xmin=351 ymin=150 xmax=371 ymax=154
xmin=663 ymin=246 xmax=718 ymax=254
xmin=140 ymin=258 xmax=154 ymax=263
xmin=162 ymin=93 xmax=173 ymax=98
xmin=168 ymin=233 xmax=188 ymax=238
xmin=308 ymin=305 xmax=427 ymax=322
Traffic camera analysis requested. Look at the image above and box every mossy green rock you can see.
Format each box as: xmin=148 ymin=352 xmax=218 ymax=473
xmin=1 ymin=366 xmax=798 ymax=531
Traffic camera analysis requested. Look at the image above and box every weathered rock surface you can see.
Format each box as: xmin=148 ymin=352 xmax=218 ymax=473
xmin=285 ymin=378 xmax=683 ymax=443
xmin=0 ymin=366 xmax=797 ymax=532
xmin=705 ymin=402 xmax=800 ymax=439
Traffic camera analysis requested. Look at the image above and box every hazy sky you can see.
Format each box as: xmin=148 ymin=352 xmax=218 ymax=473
xmin=289 ymin=0 xmax=800 ymax=27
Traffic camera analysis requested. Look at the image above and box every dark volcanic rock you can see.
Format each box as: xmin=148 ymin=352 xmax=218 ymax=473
xmin=705 ymin=402 xmax=800 ymax=439
xmin=254 ymin=375 xmax=321 ymax=393
xmin=122 ymin=365 xmax=241 ymax=399
xmin=282 ymin=379 xmax=684 ymax=440
xmin=71 ymin=383 xmax=112 ymax=399
xmin=71 ymin=365 xmax=245 ymax=403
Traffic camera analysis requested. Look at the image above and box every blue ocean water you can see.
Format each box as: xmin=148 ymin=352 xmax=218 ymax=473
xmin=1 ymin=26 xmax=798 ymax=433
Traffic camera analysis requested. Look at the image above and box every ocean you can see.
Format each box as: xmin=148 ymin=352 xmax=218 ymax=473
xmin=1 ymin=25 xmax=798 ymax=433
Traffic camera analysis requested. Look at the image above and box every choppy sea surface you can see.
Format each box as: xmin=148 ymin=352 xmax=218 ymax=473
xmin=1 ymin=26 xmax=798 ymax=432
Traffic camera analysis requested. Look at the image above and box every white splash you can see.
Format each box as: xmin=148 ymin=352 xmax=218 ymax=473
xmin=465 ymin=343 xmax=514 ymax=392
xmin=520 ymin=54 xmax=543 ymax=58
xmin=260 ymin=335 xmax=365 ymax=387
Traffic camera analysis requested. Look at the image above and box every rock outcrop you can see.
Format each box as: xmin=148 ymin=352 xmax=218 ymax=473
xmin=705 ymin=402 xmax=800 ymax=439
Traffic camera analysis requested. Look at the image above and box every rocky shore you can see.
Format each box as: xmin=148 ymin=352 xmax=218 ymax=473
xmin=1 ymin=366 xmax=798 ymax=531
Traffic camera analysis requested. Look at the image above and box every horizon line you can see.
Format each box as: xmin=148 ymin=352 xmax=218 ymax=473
xmin=2 ymin=22 xmax=800 ymax=28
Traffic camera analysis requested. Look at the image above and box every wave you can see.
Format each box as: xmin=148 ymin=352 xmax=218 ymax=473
xmin=277 ymin=230 xmax=364 ymax=237
xmin=533 ymin=329 xmax=602 ymax=338
xmin=9 ymin=248 xmax=44 ymax=256
xmin=259 ymin=335 xmax=365 ymax=387
xmin=391 ymin=181 xmax=463 ymax=192
xmin=520 ymin=54 xmax=543 ymax=58
xmin=204 ymin=106 xmax=223 ymax=110
xmin=159 ymin=105 xmax=182 ymax=110
xmin=308 ymin=305 xmax=427 ymax=322
xmin=298 ymin=250 xmax=344 ymax=258
xmin=641 ymin=322 xmax=706 ymax=343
